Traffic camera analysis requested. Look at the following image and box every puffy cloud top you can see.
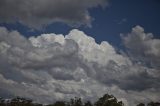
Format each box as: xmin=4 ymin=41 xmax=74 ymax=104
xmin=0 ymin=0 xmax=108 ymax=28
xmin=121 ymin=25 xmax=160 ymax=69
xmin=0 ymin=26 xmax=160 ymax=106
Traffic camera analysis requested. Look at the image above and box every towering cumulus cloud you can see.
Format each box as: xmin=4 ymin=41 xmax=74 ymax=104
xmin=0 ymin=26 xmax=160 ymax=106
xmin=0 ymin=0 xmax=107 ymax=28
xmin=122 ymin=26 xmax=160 ymax=69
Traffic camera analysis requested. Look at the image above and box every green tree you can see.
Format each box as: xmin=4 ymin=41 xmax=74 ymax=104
xmin=84 ymin=101 xmax=93 ymax=106
xmin=55 ymin=101 xmax=66 ymax=106
xmin=94 ymin=94 xmax=124 ymax=106
xmin=0 ymin=97 xmax=5 ymax=106
xmin=137 ymin=103 xmax=145 ymax=106
xmin=10 ymin=97 xmax=36 ymax=106
xmin=147 ymin=102 xmax=160 ymax=106
xmin=67 ymin=97 xmax=83 ymax=106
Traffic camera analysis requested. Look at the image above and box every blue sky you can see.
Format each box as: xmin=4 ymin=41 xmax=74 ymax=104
xmin=0 ymin=0 xmax=160 ymax=105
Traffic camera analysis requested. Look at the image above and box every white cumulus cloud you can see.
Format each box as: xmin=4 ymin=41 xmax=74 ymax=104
xmin=121 ymin=25 xmax=160 ymax=69
xmin=0 ymin=26 xmax=160 ymax=106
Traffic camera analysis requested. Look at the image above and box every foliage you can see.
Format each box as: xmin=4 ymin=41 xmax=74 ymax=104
xmin=94 ymin=94 xmax=124 ymax=106
xmin=137 ymin=102 xmax=160 ymax=106
xmin=137 ymin=103 xmax=145 ymax=106
xmin=0 ymin=93 xmax=159 ymax=106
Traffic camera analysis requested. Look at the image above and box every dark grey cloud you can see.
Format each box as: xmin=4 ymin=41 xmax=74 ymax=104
xmin=0 ymin=0 xmax=108 ymax=28
xmin=0 ymin=27 xmax=160 ymax=106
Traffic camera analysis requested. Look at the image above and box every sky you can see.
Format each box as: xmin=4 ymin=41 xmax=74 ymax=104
xmin=0 ymin=0 xmax=160 ymax=106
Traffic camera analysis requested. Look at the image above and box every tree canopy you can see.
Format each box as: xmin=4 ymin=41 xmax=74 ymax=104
xmin=0 ymin=93 xmax=159 ymax=106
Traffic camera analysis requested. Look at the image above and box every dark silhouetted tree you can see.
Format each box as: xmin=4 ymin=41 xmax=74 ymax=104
xmin=137 ymin=103 xmax=145 ymax=106
xmin=0 ymin=97 xmax=5 ymax=106
xmin=94 ymin=94 xmax=124 ymax=106
xmin=1 ymin=93 xmax=160 ymax=106
xmin=84 ymin=101 xmax=93 ymax=106
xmin=47 ymin=101 xmax=66 ymax=106
xmin=147 ymin=102 xmax=160 ymax=106
xmin=67 ymin=97 xmax=83 ymax=106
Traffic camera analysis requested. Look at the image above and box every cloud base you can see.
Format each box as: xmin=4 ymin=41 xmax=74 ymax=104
xmin=0 ymin=26 xmax=160 ymax=106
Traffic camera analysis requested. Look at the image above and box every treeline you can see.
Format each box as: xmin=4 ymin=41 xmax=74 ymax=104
xmin=0 ymin=94 xmax=159 ymax=106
